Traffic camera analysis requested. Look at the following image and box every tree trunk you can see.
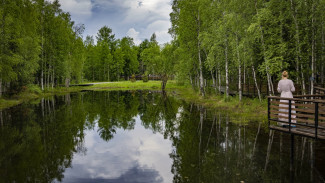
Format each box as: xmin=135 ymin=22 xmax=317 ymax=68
xmin=243 ymin=60 xmax=246 ymax=93
xmin=301 ymin=64 xmax=306 ymax=95
xmin=290 ymin=0 xmax=301 ymax=83
xmin=0 ymin=78 xmax=2 ymax=98
xmin=47 ymin=65 xmax=50 ymax=89
xmin=255 ymin=0 xmax=274 ymax=96
xmin=51 ymin=66 xmax=54 ymax=89
xmin=236 ymin=34 xmax=242 ymax=101
xmin=218 ymin=67 xmax=221 ymax=94
xmin=311 ymin=2 xmax=315 ymax=95
xmin=40 ymin=7 xmax=44 ymax=91
xmin=65 ymin=78 xmax=70 ymax=88
xmin=197 ymin=11 xmax=205 ymax=97
xmin=161 ymin=74 xmax=168 ymax=91
xmin=108 ymin=65 xmax=110 ymax=81
xmin=225 ymin=34 xmax=229 ymax=98
xmin=321 ymin=19 xmax=325 ymax=87
xmin=252 ymin=65 xmax=262 ymax=102
xmin=211 ymin=70 xmax=216 ymax=93
xmin=215 ymin=67 xmax=219 ymax=94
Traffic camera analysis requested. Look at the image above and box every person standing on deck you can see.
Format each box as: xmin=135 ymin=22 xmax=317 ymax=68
xmin=277 ymin=71 xmax=296 ymax=126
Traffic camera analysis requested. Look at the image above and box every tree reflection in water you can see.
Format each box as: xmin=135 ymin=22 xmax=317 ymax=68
xmin=0 ymin=90 xmax=324 ymax=182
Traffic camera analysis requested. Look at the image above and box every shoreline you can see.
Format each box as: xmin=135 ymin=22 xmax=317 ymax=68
xmin=0 ymin=81 xmax=267 ymax=122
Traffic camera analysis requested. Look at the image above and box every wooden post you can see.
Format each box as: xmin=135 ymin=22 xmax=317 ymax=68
xmin=289 ymin=100 xmax=292 ymax=132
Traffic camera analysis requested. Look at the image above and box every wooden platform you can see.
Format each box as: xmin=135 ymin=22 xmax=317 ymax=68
xmin=268 ymin=87 xmax=325 ymax=140
xmin=269 ymin=125 xmax=325 ymax=139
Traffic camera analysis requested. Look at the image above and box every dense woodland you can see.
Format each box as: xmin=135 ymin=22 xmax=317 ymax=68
xmin=1 ymin=0 xmax=325 ymax=99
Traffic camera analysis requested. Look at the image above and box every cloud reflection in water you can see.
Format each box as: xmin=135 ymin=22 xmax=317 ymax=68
xmin=61 ymin=116 xmax=173 ymax=183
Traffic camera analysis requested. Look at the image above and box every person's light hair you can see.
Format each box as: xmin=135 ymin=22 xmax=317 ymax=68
xmin=282 ymin=71 xmax=288 ymax=78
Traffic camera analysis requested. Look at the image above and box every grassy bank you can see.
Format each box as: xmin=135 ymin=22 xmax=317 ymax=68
xmin=0 ymin=81 xmax=268 ymax=122
xmin=0 ymin=86 xmax=84 ymax=110
xmin=174 ymin=88 xmax=267 ymax=121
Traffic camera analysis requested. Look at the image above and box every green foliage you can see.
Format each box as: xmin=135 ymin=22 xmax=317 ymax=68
xmin=130 ymin=74 xmax=136 ymax=82
xmin=27 ymin=84 xmax=42 ymax=94
xmin=170 ymin=0 xmax=325 ymax=96
xmin=142 ymin=74 xmax=149 ymax=82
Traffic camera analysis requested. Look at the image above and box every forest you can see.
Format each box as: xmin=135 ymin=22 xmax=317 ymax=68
xmin=1 ymin=0 xmax=325 ymax=100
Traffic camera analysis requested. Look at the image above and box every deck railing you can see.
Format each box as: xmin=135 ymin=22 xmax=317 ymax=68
xmin=315 ymin=86 xmax=325 ymax=94
xmin=268 ymin=95 xmax=325 ymax=139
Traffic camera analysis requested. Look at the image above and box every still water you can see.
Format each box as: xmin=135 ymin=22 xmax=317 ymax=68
xmin=0 ymin=91 xmax=324 ymax=183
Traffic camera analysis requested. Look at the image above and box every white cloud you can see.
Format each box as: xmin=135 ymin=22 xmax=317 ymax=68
xmin=58 ymin=0 xmax=92 ymax=22
xmin=54 ymin=0 xmax=172 ymax=44
xmin=126 ymin=28 xmax=142 ymax=45
xmin=144 ymin=20 xmax=172 ymax=44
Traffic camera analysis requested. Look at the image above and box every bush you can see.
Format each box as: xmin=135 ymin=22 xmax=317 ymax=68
xmin=130 ymin=74 xmax=136 ymax=82
xmin=27 ymin=84 xmax=42 ymax=94
xmin=142 ymin=74 xmax=149 ymax=82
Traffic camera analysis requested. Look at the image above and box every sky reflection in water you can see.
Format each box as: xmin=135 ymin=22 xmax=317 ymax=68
xmin=62 ymin=116 xmax=173 ymax=183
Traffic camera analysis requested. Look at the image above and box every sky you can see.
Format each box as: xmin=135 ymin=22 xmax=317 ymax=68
xmin=55 ymin=0 xmax=173 ymax=45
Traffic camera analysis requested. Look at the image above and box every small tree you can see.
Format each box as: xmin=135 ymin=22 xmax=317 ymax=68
xmin=142 ymin=72 xmax=149 ymax=82
xmin=130 ymin=74 xmax=136 ymax=82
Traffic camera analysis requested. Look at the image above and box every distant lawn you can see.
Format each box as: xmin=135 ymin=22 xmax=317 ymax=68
xmin=88 ymin=80 xmax=188 ymax=90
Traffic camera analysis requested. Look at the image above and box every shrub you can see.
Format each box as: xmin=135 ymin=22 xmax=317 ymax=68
xmin=142 ymin=74 xmax=149 ymax=82
xmin=27 ymin=84 xmax=42 ymax=94
xmin=130 ymin=74 xmax=136 ymax=82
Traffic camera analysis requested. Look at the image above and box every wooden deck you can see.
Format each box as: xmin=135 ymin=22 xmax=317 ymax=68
xmin=268 ymin=87 xmax=325 ymax=140
xmin=269 ymin=125 xmax=325 ymax=139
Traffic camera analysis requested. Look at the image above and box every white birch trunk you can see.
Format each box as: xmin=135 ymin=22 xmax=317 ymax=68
xmin=252 ymin=65 xmax=262 ymax=102
xmin=218 ymin=67 xmax=221 ymax=93
xmin=197 ymin=11 xmax=204 ymax=96
xmin=211 ymin=70 xmax=216 ymax=93
xmin=301 ymin=64 xmax=306 ymax=95
xmin=290 ymin=0 xmax=301 ymax=83
xmin=51 ymin=66 xmax=54 ymax=89
xmin=236 ymin=34 xmax=242 ymax=101
xmin=243 ymin=59 xmax=246 ymax=92
xmin=255 ymin=0 xmax=274 ymax=96
xmin=311 ymin=2 xmax=315 ymax=95
xmin=225 ymin=35 xmax=229 ymax=97
xmin=321 ymin=19 xmax=325 ymax=85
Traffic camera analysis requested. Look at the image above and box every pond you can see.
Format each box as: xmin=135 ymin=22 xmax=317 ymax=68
xmin=0 ymin=91 xmax=324 ymax=183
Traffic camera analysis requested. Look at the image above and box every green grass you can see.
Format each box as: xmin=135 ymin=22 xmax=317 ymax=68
xmin=172 ymin=88 xmax=268 ymax=122
xmin=0 ymin=85 xmax=81 ymax=110
xmin=87 ymin=80 xmax=188 ymax=90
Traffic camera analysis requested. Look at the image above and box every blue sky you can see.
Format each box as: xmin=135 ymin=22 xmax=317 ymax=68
xmin=56 ymin=0 xmax=173 ymax=45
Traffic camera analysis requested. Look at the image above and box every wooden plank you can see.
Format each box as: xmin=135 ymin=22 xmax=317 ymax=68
xmin=294 ymin=94 xmax=325 ymax=98
xmin=270 ymin=110 xmax=315 ymax=119
xmin=319 ymin=116 xmax=325 ymax=121
xmin=270 ymin=105 xmax=316 ymax=113
xmin=314 ymin=86 xmax=325 ymax=91
xmin=270 ymin=101 xmax=314 ymax=108
xmin=268 ymin=96 xmax=325 ymax=103
xmin=270 ymin=114 xmax=315 ymax=124
xmin=269 ymin=125 xmax=325 ymax=139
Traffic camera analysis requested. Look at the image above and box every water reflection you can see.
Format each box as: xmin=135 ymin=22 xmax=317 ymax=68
xmin=63 ymin=120 xmax=171 ymax=183
xmin=0 ymin=91 xmax=324 ymax=183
